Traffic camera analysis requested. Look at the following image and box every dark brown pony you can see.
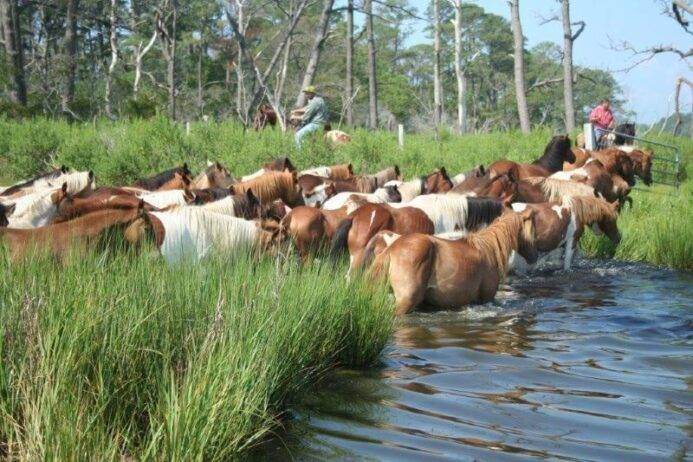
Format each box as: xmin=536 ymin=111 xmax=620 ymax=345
xmin=488 ymin=135 xmax=575 ymax=180
xmin=133 ymin=164 xmax=192 ymax=191
xmin=366 ymin=210 xmax=538 ymax=314
xmin=192 ymin=187 xmax=233 ymax=204
xmin=0 ymin=206 xmax=142 ymax=261
xmin=625 ymin=149 xmax=653 ymax=186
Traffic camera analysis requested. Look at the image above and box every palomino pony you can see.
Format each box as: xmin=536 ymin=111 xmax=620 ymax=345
xmin=133 ymin=164 xmax=192 ymax=191
xmin=230 ymin=170 xmax=304 ymax=206
xmin=191 ymin=161 xmax=235 ymax=189
xmin=365 ymin=209 xmax=538 ymax=314
xmin=488 ymin=135 xmax=575 ymax=180
xmin=123 ymin=207 xmax=280 ymax=264
xmin=510 ymin=195 xmax=620 ymax=271
xmin=0 ymin=206 xmax=142 ymax=261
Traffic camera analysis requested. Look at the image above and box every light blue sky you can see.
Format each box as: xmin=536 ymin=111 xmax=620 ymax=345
xmin=400 ymin=0 xmax=692 ymax=124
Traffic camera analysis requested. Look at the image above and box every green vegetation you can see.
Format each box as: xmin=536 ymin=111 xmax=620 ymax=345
xmin=0 ymin=249 xmax=392 ymax=459
xmin=0 ymin=116 xmax=690 ymax=269
xmin=0 ymin=117 xmax=689 ymax=457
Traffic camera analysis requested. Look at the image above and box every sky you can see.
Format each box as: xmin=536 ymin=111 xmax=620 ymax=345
xmin=401 ymin=0 xmax=692 ymax=124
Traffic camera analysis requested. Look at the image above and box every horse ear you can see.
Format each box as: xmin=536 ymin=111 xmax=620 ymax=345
xmin=348 ymin=163 xmax=354 ymax=175
xmin=228 ymin=184 xmax=235 ymax=195
xmin=61 ymin=182 xmax=68 ymax=193
xmin=88 ymin=170 xmax=94 ymax=182
xmin=439 ymin=166 xmax=447 ymax=176
xmin=61 ymin=165 xmax=69 ymax=173
xmin=506 ymin=169 xmax=516 ymax=183
xmin=394 ymin=165 xmax=401 ymax=177
xmin=215 ymin=161 xmax=223 ymax=171
xmin=246 ymin=188 xmax=257 ymax=203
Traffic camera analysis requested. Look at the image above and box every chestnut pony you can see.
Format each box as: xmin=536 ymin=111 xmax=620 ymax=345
xmin=488 ymin=135 xmax=575 ymax=180
xmin=133 ymin=164 xmax=193 ymax=191
xmin=366 ymin=209 xmax=538 ymax=314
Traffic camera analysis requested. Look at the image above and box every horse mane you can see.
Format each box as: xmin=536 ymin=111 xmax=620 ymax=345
xmin=134 ymin=165 xmax=190 ymax=190
xmin=533 ymin=135 xmax=571 ymax=172
xmin=232 ymin=171 xmax=294 ymax=204
xmin=368 ymin=166 xmax=400 ymax=187
xmin=48 ymin=171 xmax=94 ymax=194
xmin=614 ymin=123 xmax=635 ymax=145
xmin=0 ymin=167 xmax=67 ymax=196
xmin=9 ymin=188 xmax=59 ymax=223
xmin=464 ymin=212 xmax=530 ymax=280
xmin=465 ymin=197 xmax=505 ymax=231
xmin=524 ymin=176 xmax=595 ymax=201
xmin=564 ymin=195 xmax=617 ymax=228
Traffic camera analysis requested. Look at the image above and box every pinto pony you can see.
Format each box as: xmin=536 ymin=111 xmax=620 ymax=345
xmin=133 ymin=164 xmax=192 ymax=191
xmin=366 ymin=209 xmax=538 ymax=314
xmin=191 ymin=161 xmax=235 ymax=189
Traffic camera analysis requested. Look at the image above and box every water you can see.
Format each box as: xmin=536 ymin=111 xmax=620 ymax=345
xmin=260 ymin=260 xmax=692 ymax=461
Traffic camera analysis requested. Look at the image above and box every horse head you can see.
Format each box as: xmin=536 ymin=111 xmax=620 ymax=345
xmin=384 ymin=184 xmax=402 ymax=203
xmin=596 ymin=200 xmax=621 ymax=246
xmin=423 ymin=167 xmax=453 ymax=194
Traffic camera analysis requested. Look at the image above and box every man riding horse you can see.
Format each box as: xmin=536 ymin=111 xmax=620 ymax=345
xmin=292 ymin=85 xmax=330 ymax=149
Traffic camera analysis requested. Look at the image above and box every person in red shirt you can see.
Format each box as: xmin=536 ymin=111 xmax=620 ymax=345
xmin=589 ymin=99 xmax=615 ymax=147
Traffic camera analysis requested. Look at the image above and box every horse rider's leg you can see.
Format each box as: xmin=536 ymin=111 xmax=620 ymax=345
xmin=295 ymin=122 xmax=321 ymax=149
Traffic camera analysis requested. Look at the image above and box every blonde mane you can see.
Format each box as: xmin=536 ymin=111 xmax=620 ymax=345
xmin=6 ymin=188 xmax=61 ymax=228
xmin=233 ymin=171 xmax=295 ymax=204
xmin=464 ymin=212 xmax=530 ymax=280
xmin=525 ymin=176 xmax=596 ymax=201
xmin=394 ymin=194 xmax=469 ymax=234
xmin=564 ymin=195 xmax=617 ymax=228
xmin=329 ymin=164 xmax=353 ymax=180
xmin=47 ymin=171 xmax=94 ymax=194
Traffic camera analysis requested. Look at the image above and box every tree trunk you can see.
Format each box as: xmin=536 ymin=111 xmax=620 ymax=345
xmin=345 ymin=0 xmax=354 ymax=126
xmin=167 ymin=0 xmax=177 ymax=119
xmin=365 ymin=0 xmax=378 ymax=129
xmin=0 ymin=0 xmax=27 ymax=105
xmin=105 ymin=0 xmax=118 ymax=118
xmin=561 ymin=0 xmax=576 ymax=133
xmin=433 ymin=0 xmax=443 ymax=128
xmin=451 ymin=0 xmax=466 ymax=134
xmin=133 ymin=29 xmax=157 ymax=96
xmin=235 ymin=1 xmax=246 ymax=120
xmin=274 ymin=35 xmax=291 ymax=110
xmin=509 ymin=0 xmax=530 ymax=133
xmin=197 ymin=44 xmax=203 ymax=117
xmin=61 ymin=0 xmax=79 ymax=113
xmin=295 ymin=0 xmax=335 ymax=108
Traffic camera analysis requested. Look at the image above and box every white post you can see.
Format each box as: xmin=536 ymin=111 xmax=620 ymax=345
xmin=398 ymin=124 xmax=404 ymax=149
xmin=584 ymin=123 xmax=594 ymax=150
xmin=186 ymin=121 xmax=191 ymax=136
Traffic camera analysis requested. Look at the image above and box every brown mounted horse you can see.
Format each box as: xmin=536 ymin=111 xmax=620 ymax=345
xmin=365 ymin=210 xmax=538 ymax=315
xmin=488 ymin=135 xmax=575 ymax=180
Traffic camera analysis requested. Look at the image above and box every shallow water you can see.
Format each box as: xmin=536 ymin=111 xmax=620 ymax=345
xmin=261 ymin=260 xmax=692 ymax=461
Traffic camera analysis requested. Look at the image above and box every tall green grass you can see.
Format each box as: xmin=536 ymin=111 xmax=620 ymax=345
xmin=1 ymin=117 xmax=689 ymax=268
xmin=0 ymin=249 xmax=392 ymax=459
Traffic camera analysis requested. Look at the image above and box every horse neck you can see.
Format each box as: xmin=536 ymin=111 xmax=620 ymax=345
xmin=534 ymin=147 xmax=567 ymax=173
xmin=61 ymin=209 xmax=136 ymax=236
xmin=465 ymin=214 xmax=521 ymax=278
xmin=566 ymin=197 xmax=611 ymax=229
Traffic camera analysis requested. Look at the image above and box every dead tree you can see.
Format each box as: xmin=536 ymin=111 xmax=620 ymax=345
xmin=433 ymin=0 xmax=443 ymax=128
xmin=105 ymin=0 xmax=119 ymax=117
xmin=508 ymin=0 xmax=531 ymax=133
xmin=365 ymin=0 xmax=378 ymax=129
xmin=61 ymin=0 xmax=79 ymax=115
xmin=156 ymin=0 xmax=178 ymax=120
xmin=345 ymin=0 xmax=354 ymax=126
xmin=295 ymin=0 xmax=335 ymax=108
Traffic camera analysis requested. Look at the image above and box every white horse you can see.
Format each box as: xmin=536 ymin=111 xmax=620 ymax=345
xmin=138 ymin=189 xmax=193 ymax=209
xmin=389 ymin=193 xmax=472 ymax=234
xmin=383 ymin=178 xmax=426 ymax=202
xmin=147 ymin=208 xmax=274 ymax=264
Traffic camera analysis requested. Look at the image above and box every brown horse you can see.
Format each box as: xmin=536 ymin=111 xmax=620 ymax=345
xmin=253 ymin=104 xmax=278 ymax=130
xmin=229 ymin=170 xmax=304 ymax=206
xmin=488 ymin=135 xmax=575 ymax=180
xmin=0 ymin=206 xmax=142 ymax=261
xmin=551 ymin=160 xmax=623 ymax=203
xmin=511 ymin=196 xmax=620 ymax=271
xmin=625 ymin=149 xmax=653 ymax=186
xmin=330 ymin=166 xmax=401 ymax=193
xmin=52 ymin=191 xmax=158 ymax=223
xmin=133 ymin=164 xmax=192 ymax=191
xmin=387 ymin=168 xmax=453 ymax=201
xmin=191 ymin=187 xmax=233 ymax=204
xmin=563 ymin=147 xmax=592 ymax=171
xmin=0 ymin=166 xmax=69 ymax=198
xmin=366 ymin=210 xmax=538 ymax=314
xmin=280 ymin=205 xmax=351 ymax=260
xmin=191 ymin=161 xmax=235 ymax=189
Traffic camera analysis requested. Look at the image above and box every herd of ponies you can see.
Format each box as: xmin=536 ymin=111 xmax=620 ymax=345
xmin=0 ymin=134 xmax=653 ymax=314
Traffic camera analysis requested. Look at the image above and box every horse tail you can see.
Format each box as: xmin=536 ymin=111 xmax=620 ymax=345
xmin=330 ymin=217 xmax=353 ymax=258
xmin=358 ymin=231 xmax=399 ymax=275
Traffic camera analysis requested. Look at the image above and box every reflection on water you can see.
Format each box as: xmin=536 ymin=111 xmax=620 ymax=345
xmin=257 ymin=261 xmax=693 ymax=461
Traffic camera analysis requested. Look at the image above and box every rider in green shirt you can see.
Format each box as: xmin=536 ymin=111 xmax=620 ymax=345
xmin=294 ymin=86 xmax=329 ymax=148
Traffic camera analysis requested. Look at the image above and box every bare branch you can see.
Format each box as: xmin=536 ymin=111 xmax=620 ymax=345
xmin=571 ymin=20 xmax=585 ymax=41
xmin=610 ymin=37 xmax=693 ymax=72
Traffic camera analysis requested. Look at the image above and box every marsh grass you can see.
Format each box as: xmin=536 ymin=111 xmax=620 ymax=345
xmin=0 ymin=248 xmax=392 ymax=459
